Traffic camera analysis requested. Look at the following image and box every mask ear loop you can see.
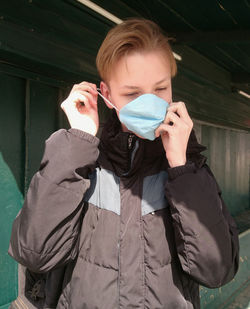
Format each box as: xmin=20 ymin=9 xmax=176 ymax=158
xmin=96 ymin=88 xmax=119 ymax=111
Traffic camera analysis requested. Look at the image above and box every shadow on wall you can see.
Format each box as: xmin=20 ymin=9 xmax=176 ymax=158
xmin=0 ymin=152 xmax=23 ymax=307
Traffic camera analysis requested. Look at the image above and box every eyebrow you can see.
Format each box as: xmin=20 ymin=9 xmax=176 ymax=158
xmin=122 ymin=85 xmax=140 ymax=89
xmin=155 ymin=77 xmax=170 ymax=85
xmin=121 ymin=77 xmax=169 ymax=89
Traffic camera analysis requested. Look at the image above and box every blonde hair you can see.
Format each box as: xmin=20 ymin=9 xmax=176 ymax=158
xmin=96 ymin=18 xmax=177 ymax=82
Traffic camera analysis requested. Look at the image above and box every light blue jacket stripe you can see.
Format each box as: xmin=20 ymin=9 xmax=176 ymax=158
xmin=84 ymin=168 xmax=121 ymax=215
xmin=84 ymin=168 xmax=168 ymax=216
xmin=141 ymin=170 xmax=169 ymax=215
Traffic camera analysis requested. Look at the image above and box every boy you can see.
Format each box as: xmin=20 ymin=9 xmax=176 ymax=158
xmin=9 ymin=18 xmax=239 ymax=309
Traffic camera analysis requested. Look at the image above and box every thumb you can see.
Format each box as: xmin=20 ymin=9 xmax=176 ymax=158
xmin=155 ymin=123 xmax=173 ymax=138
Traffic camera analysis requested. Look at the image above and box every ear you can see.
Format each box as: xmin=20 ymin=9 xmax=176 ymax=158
xmin=100 ymin=81 xmax=113 ymax=110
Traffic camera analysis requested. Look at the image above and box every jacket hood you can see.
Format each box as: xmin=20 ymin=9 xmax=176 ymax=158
xmin=98 ymin=111 xmax=207 ymax=177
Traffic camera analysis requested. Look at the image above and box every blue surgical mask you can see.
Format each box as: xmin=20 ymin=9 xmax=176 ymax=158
xmin=97 ymin=89 xmax=169 ymax=141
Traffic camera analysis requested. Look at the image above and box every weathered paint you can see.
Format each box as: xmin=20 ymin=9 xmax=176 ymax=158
xmin=220 ymin=282 xmax=250 ymax=309
xmin=0 ymin=153 xmax=23 ymax=306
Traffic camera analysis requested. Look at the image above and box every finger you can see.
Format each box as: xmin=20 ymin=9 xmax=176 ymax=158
xmin=76 ymin=93 xmax=92 ymax=110
xmin=78 ymin=81 xmax=97 ymax=91
xmin=72 ymin=81 xmax=97 ymax=95
xmin=168 ymin=102 xmax=192 ymax=124
xmin=73 ymin=84 xmax=98 ymax=97
xmin=77 ymin=90 xmax=98 ymax=107
xmin=61 ymin=93 xmax=91 ymax=111
xmin=155 ymin=123 xmax=174 ymax=138
xmin=89 ymin=83 xmax=97 ymax=91
xmin=63 ymin=90 xmax=96 ymax=110
xmin=164 ymin=111 xmax=182 ymax=126
xmin=70 ymin=90 xmax=97 ymax=109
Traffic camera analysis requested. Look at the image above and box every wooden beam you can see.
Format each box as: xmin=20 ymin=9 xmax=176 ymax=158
xmin=170 ymin=30 xmax=250 ymax=44
xmin=232 ymin=73 xmax=250 ymax=84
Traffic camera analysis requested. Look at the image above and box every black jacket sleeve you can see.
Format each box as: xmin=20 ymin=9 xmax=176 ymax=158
xmin=165 ymin=162 xmax=239 ymax=288
xmin=8 ymin=128 xmax=100 ymax=273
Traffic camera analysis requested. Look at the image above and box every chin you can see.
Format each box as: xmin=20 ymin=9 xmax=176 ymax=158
xmin=119 ymin=121 xmax=145 ymax=139
xmin=134 ymin=133 xmax=145 ymax=139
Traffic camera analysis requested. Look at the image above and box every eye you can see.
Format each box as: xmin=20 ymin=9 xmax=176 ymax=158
xmin=156 ymin=87 xmax=167 ymax=92
xmin=124 ymin=92 xmax=139 ymax=97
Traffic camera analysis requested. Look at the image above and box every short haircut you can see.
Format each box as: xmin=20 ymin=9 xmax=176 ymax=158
xmin=96 ymin=18 xmax=177 ymax=82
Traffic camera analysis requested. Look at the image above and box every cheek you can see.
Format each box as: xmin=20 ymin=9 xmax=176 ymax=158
xmin=111 ymin=95 xmax=131 ymax=110
xmin=162 ymin=89 xmax=172 ymax=104
xmin=158 ymin=94 xmax=172 ymax=104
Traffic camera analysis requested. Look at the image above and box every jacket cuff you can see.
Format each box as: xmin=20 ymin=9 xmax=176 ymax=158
xmin=168 ymin=162 xmax=196 ymax=180
xmin=68 ymin=128 xmax=100 ymax=145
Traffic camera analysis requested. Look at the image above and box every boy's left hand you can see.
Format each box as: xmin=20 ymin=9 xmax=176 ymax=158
xmin=155 ymin=102 xmax=193 ymax=168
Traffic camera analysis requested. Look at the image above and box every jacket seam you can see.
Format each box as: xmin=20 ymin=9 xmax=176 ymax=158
xmin=19 ymin=233 xmax=77 ymax=257
xmin=145 ymin=260 xmax=173 ymax=271
xmin=140 ymin=181 xmax=146 ymax=309
xmin=68 ymin=128 xmax=100 ymax=145
xmin=38 ymin=171 xmax=87 ymax=198
xmin=79 ymin=255 xmax=118 ymax=271
xmin=118 ymin=182 xmax=122 ymax=309
xmin=141 ymin=214 xmax=145 ymax=308
xmin=179 ymin=212 xmax=192 ymax=274
xmin=166 ymin=183 xmax=192 ymax=274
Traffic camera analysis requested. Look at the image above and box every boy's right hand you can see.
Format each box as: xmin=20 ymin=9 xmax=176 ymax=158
xmin=61 ymin=81 xmax=99 ymax=136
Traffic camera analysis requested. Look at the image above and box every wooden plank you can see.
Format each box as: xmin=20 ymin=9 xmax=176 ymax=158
xmin=0 ymin=72 xmax=25 ymax=192
xmin=25 ymin=81 xmax=59 ymax=189
xmin=0 ymin=19 xmax=98 ymax=79
xmin=170 ymin=30 xmax=250 ymax=44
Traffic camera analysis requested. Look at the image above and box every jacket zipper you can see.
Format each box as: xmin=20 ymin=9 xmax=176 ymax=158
xmin=128 ymin=134 xmax=134 ymax=150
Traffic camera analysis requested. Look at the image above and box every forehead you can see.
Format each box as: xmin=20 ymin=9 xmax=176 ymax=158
xmin=109 ymin=51 xmax=171 ymax=87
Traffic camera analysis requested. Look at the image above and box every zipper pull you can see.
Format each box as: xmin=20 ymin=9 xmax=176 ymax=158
xmin=128 ymin=134 xmax=134 ymax=150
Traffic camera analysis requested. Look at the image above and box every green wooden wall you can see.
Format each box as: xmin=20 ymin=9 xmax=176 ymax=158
xmin=0 ymin=66 xmax=68 ymax=308
xmin=0 ymin=153 xmax=23 ymax=309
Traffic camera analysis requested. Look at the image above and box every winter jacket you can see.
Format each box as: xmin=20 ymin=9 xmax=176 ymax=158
xmin=8 ymin=112 xmax=239 ymax=309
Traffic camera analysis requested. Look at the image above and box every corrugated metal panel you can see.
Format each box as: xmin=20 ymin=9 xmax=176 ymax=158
xmin=199 ymin=123 xmax=250 ymax=216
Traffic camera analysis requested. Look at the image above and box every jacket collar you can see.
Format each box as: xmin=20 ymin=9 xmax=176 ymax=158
xmin=98 ymin=111 xmax=166 ymax=177
xmin=98 ymin=111 xmax=207 ymax=177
